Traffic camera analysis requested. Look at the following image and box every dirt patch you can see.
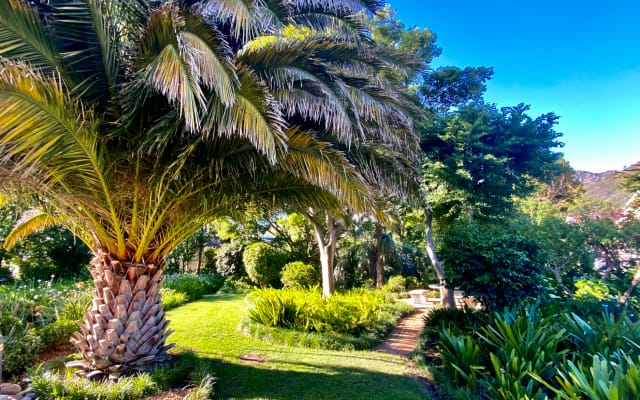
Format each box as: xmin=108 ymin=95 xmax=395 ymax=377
xmin=143 ymin=388 xmax=191 ymax=400
xmin=38 ymin=343 xmax=75 ymax=363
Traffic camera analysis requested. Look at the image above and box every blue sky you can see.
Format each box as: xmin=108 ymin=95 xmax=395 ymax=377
xmin=388 ymin=0 xmax=640 ymax=172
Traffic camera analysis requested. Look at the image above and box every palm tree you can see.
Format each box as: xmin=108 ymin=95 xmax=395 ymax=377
xmin=0 ymin=0 xmax=417 ymax=374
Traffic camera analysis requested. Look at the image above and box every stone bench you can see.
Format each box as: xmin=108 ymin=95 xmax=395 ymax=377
xmin=408 ymin=289 xmax=429 ymax=304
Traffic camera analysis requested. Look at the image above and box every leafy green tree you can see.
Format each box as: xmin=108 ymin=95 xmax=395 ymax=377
xmin=532 ymin=217 xmax=593 ymax=296
xmin=440 ymin=217 xmax=548 ymax=312
xmin=243 ymin=242 xmax=287 ymax=287
xmin=0 ymin=0 xmax=415 ymax=373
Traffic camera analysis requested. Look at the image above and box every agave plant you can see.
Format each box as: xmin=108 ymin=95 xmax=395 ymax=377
xmin=0 ymin=0 xmax=418 ymax=374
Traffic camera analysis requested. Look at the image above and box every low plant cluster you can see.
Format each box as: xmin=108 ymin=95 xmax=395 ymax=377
xmin=383 ymin=275 xmax=421 ymax=298
xmin=163 ymin=273 xmax=225 ymax=302
xmin=0 ymin=280 xmax=91 ymax=376
xmin=31 ymin=351 xmax=215 ymax=400
xmin=243 ymin=288 xmax=413 ymax=349
xmin=421 ymin=303 xmax=640 ymax=399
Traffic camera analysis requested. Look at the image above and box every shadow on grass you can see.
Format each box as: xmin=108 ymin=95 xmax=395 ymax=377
xmin=199 ymin=357 xmax=426 ymax=400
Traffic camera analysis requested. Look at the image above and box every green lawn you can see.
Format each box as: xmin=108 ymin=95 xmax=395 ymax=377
xmin=166 ymin=294 xmax=430 ymax=400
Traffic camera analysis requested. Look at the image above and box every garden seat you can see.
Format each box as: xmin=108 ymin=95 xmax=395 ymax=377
xmin=408 ymin=289 xmax=428 ymax=304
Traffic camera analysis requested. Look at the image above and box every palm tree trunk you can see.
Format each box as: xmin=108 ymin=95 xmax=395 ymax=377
xmin=424 ymin=207 xmax=455 ymax=308
xmin=68 ymin=251 xmax=173 ymax=375
xmin=375 ymin=222 xmax=385 ymax=288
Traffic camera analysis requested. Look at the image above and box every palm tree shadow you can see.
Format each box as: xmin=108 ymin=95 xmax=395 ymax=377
xmin=203 ymin=357 xmax=427 ymax=400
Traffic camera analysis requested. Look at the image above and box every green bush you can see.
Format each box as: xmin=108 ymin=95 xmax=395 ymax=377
xmin=280 ymin=261 xmax=319 ymax=288
xmin=422 ymin=302 xmax=640 ymax=400
xmin=439 ymin=329 xmax=484 ymax=391
xmin=440 ymin=218 xmax=547 ymax=312
xmin=160 ymin=288 xmax=189 ymax=311
xmin=218 ymin=279 xmax=253 ymax=294
xmin=214 ymin=241 xmax=246 ymax=279
xmin=532 ymin=352 xmax=640 ymax=400
xmin=0 ymin=316 xmax=40 ymax=376
xmin=421 ymin=307 xmax=487 ymax=349
xmin=243 ymin=243 xmax=288 ymax=287
xmin=164 ymin=273 xmax=224 ymax=301
xmin=32 ymin=371 xmax=158 ymax=400
xmin=247 ymin=288 xmax=409 ymax=337
xmin=244 ymin=288 xmax=413 ymax=349
xmin=36 ymin=319 xmax=79 ymax=352
xmin=385 ymin=275 xmax=407 ymax=293
xmin=478 ymin=307 xmax=568 ymax=400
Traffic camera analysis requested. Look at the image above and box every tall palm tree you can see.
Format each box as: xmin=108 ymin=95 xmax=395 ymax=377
xmin=0 ymin=0 xmax=418 ymax=374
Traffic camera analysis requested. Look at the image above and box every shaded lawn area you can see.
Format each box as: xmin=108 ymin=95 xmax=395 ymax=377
xmin=166 ymin=294 xmax=429 ymax=400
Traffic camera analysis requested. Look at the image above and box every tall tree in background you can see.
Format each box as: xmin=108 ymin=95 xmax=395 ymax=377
xmin=421 ymin=102 xmax=563 ymax=306
xmin=0 ymin=0 xmax=416 ymax=373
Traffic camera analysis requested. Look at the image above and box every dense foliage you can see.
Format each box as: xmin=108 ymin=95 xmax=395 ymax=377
xmin=421 ymin=303 xmax=640 ymax=399
xmin=242 ymin=243 xmax=288 ymax=287
xmin=440 ymin=218 xmax=548 ymax=311
xmin=245 ymin=288 xmax=413 ymax=349
xmin=280 ymin=261 xmax=319 ymax=289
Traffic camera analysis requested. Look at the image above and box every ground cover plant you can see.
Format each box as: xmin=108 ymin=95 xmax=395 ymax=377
xmin=0 ymin=280 xmax=91 ymax=376
xmin=166 ymin=294 xmax=430 ymax=400
xmin=420 ymin=302 xmax=640 ymax=400
xmin=241 ymin=288 xmax=414 ymax=350
xmin=31 ymin=350 xmax=215 ymax=400
xmin=0 ymin=273 xmax=223 ymax=377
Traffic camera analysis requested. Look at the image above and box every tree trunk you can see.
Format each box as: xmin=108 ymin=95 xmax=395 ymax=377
xmin=620 ymin=262 xmax=640 ymax=305
xmin=310 ymin=213 xmax=344 ymax=298
xmin=196 ymin=245 xmax=203 ymax=274
xmin=424 ymin=207 xmax=455 ymax=308
xmin=375 ymin=222 xmax=385 ymax=288
xmin=68 ymin=250 xmax=173 ymax=376
xmin=601 ymin=249 xmax=617 ymax=281
xmin=551 ymin=264 xmax=573 ymax=296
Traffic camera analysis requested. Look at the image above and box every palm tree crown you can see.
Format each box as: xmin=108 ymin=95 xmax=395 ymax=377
xmin=0 ymin=0 xmax=419 ymax=373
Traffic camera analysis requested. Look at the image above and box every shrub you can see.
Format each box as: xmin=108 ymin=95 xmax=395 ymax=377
xmin=151 ymin=351 xmax=201 ymax=390
xmin=439 ymin=329 xmax=485 ymax=391
xmin=532 ymin=352 xmax=640 ymax=400
xmin=421 ymin=307 xmax=487 ymax=350
xmin=160 ymin=288 xmax=189 ymax=311
xmin=440 ymin=218 xmax=547 ymax=312
xmin=385 ymin=275 xmax=407 ymax=293
xmin=243 ymin=243 xmax=287 ymax=287
xmin=478 ymin=307 xmax=568 ymax=399
xmin=218 ymin=279 xmax=253 ymax=294
xmin=32 ymin=371 xmax=158 ymax=400
xmin=214 ymin=241 xmax=246 ymax=279
xmin=36 ymin=319 xmax=79 ymax=352
xmin=244 ymin=288 xmax=412 ymax=349
xmin=281 ymin=261 xmax=319 ymax=288
xmin=164 ymin=273 xmax=224 ymax=301
xmin=1 ymin=320 xmax=40 ymax=376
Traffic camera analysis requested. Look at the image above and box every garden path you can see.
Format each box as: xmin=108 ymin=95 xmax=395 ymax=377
xmin=374 ymin=300 xmax=432 ymax=357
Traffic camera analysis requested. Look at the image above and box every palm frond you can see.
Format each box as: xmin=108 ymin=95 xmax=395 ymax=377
xmin=277 ymin=128 xmax=371 ymax=212
xmin=3 ymin=209 xmax=58 ymax=250
xmin=0 ymin=62 xmax=103 ymax=190
xmin=134 ymin=7 xmax=205 ymax=132
xmin=0 ymin=0 xmax=61 ymax=74
xmin=182 ymin=13 xmax=237 ymax=105
xmin=50 ymin=0 xmax=128 ymax=107
xmin=204 ymin=66 xmax=287 ymax=163
xmin=199 ymin=0 xmax=262 ymax=42
xmin=0 ymin=60 xmax=127 ymax=256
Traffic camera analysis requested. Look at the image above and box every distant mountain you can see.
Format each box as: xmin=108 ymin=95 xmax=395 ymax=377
xmin=574 ymin=168 xmax=633 ymax=209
